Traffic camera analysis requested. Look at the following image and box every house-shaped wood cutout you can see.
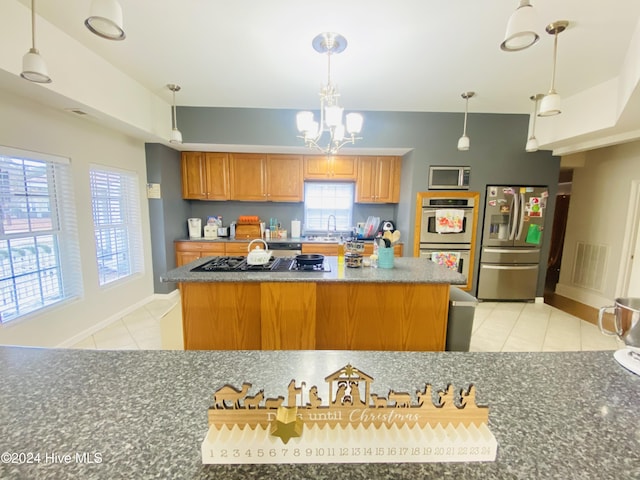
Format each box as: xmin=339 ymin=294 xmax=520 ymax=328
xmin=324 ymin=364 xmax=373 ymax=406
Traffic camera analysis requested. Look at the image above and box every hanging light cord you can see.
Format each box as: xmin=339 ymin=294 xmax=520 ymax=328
xmin=462 ymin=96 xmax=469 ymax=135
xmin=30 ymin=0 xmax=37 ymax=50
xmin=172 ymin=89 xmax=178 ymax=130
xmin=549 ymin=31 xmax=559 ymax=94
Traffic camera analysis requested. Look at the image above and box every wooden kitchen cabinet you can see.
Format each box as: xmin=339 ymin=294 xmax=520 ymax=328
xmin=303 ymin=155 xmax=357 ymax=180
xmin=356 ymin=156 xmax=401 ymax=203
xmin=302 ymin=243 xmax=403 ymax=256
xmin=229 ymin=153 xmax=303 ymax=202
xmin=301 ymin=243 xmax=339 ymax=255
xmin=181 ymin=152 xmax=230 ymax=200
xmin=175 ymin=241 xmax=225 ymax=266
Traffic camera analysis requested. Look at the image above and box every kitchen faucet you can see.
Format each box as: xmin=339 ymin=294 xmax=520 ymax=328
xmin=327 ymin=215 xmax=336 ymax=237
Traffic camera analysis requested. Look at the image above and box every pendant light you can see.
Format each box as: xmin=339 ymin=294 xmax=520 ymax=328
xmin=457 ymin=92 xmax=475 ymax=151
xmin=538 ymin=21 xmax=569 ymax=117
xmin=21 ymin=0 xmax=51 ymax=84
xmin=167 ymin=84 xmax=182 ymax=144
xmin=526 ymin=94 xmax=544 ymax=152
xmin=85 ymin=0 xmax=126 ymax=41
xmin=500 ymin=0 xmax=540 ymax=52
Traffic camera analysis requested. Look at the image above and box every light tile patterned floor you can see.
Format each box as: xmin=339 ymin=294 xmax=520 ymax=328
xmin=469 ymin=301 xmax=623 ymax=352
xmin=70 ymin=296 xmax=623 ymax=352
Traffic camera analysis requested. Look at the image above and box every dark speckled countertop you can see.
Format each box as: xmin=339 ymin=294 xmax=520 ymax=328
xmin=0 ymin=347 xmax=639 ymax=479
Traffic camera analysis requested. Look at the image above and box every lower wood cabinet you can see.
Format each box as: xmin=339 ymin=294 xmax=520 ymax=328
xmin=179 ymin=281 xmax=449 ymax=351
xmin=301 ymin=243 xmax=404 ymax=256
xmin=175 ymin=241 xmax=264 ymax=266
xmin=175 ymin=241 xmax=225 ymax=266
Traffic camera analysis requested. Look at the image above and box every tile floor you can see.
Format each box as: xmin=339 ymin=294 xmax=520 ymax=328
xmin=70 ymin=295 xmax=623 ymax=352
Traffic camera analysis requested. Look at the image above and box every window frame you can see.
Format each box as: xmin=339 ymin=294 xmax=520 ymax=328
xmin=303 ymin=181 xmax=355 ymax=235
xmin=89 ymin=165 xmax=144 ymax=287
xmin=0 ymin=146 xmax=82 ymax=324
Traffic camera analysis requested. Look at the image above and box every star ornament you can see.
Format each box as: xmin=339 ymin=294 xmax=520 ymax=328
xmin=270 ymin=406 xmax=303 ymax=444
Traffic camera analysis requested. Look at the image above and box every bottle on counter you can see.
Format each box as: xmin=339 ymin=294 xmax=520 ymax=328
xmin=371 ymin=236 xmax=380 ymax=268
xmin=338 ymin=237 xmax=345 ymax=266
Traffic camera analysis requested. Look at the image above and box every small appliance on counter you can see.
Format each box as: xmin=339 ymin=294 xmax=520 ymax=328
xmin=203 ymin=224 xmax=217 ymax=239
xmin=188 ymin=218 xmax=202 ymax=239
xmin=379 ymin=220 xmax=395 ymax=233
xmin=217 ymin=226 xmax=230 ymax=237
xmin=235 ymin=215 xmax=262 ymax=239
xmin=599 ymin=297 xmax=640 ymax=376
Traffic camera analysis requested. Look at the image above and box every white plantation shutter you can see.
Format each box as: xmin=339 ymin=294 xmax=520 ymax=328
xmin=0 ymin=146 xmax=82 ymax=323
xmin=304 ymin=182 xmax=354 ymax=232
xmin=89 ymin=165 xmax=143 ymax=286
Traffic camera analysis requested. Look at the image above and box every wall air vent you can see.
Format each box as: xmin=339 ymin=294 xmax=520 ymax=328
xmin=571 ymin=241 xmax=608 ymax=291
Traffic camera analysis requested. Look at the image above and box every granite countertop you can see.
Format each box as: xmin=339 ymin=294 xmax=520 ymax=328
xmin=177 ymin=237 xmax=385 ymax=244
xmin=1 ymin=347 xmax=638 ymax=479
xmin=161 ymin=256 xmax=466 ymax=285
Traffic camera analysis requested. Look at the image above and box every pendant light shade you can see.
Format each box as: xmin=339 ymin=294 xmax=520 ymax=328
xmin=538 ymin=21 xmax=569 ymax=117
xmin=457 ymin=92 xmax=474 ymax=151
xmin=85 ymin=0 xmax=126 ymax=41
xmin=500 ymin=0 xmax=540 ymax=52
xmin=167 ymin=84 xmax=182 ymax=144
xmin=21 ymin=0 xmax=51 ymax=84
xmin=526 ymin=94 xmax=543 ymax=152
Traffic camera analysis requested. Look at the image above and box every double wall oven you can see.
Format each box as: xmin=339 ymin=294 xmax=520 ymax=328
xmin=418 ymin=194 xmax=477 ymax=290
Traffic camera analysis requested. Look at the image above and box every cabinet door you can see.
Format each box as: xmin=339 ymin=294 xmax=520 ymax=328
xmin=331 ymin=155 xmax=357 ymax=179
xmin=181 ymin=152 xmax=207 ymax=199
xmin=301 ymin=243 xmax=339 ymax=255
xmin=204 ymin=153 xmax=230 ymax=200
xmin=374 ymin=156 xmax=401 ymax=203
xmin=176 ymin=251 xmax=201 ymax=267
xmin=303 ymin=155 xmax=356 ymax=180
xmin=355 ymin=156 xmax=378 ymax=203
xmin=229 ymin=153 xmax=267 ymax=201
xmin=225 ymin=242 xmax=251 ymax=256
xmin=303 ymin=155 xmax=330 ymax=179
xmin=266 ymin=154 xmax=303 ymax=202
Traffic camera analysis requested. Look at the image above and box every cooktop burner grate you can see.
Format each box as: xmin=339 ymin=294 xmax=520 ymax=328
xmin=190 ymin=256 xmax=330 ymax=273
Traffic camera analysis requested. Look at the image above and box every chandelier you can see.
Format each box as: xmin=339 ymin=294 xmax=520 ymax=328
xmin=296 ymin=32 xmax=363 ymax=155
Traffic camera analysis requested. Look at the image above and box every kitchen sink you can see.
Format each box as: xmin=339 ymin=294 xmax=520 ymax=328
xmin=303 ymin=236 xmax=339 ymax=243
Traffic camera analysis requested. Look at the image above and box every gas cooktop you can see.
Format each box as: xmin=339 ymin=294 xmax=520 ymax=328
xmin=190 ymin=256 xmax=330 ymax=273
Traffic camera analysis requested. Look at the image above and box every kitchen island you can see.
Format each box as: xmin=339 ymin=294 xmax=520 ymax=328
xmin=1 ymin=347 xmax=638 ymax=479
xmin=162 ymin=256 xmax=466 ymax=351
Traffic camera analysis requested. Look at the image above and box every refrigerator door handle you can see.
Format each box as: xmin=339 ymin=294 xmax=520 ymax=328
xmin=516 ymin=192 xmax=526 ymax=240
xmin=508 ymin=193 xmax=518 ymax=240
xmin=483 ymin=248 xmax=540 ymax=254
xmin=481 ymin=265 xmax=539 ymax=270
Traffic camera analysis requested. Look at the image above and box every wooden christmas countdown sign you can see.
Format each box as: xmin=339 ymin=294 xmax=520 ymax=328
xmin=202 ymin=364 xmax=497 ymax=464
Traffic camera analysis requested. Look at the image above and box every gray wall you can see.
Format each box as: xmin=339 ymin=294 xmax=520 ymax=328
xmin=148 ymin=106 xmax=559 ymax=296
xmin=145 ymin=143 xmax=190 ymax=293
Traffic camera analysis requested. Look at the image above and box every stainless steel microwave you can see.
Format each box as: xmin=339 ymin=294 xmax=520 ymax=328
xmin=428 ymin=166 xmax=470 ymax=190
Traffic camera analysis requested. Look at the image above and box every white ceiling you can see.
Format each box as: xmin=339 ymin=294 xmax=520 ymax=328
xmin=18 ymin=0 xmax=640 ymax=116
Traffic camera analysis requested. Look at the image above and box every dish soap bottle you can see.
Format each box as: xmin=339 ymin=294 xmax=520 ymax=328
xmin=338 ymin=237 xmax=345 ymax=266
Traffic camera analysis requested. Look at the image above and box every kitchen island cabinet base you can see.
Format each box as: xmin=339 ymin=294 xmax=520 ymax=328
xmin=179 ymin=281 xmax=449 ymax=351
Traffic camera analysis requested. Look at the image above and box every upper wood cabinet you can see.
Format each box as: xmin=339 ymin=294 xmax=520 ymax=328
xmin=303 ymin=155 xmax=357 ymax=180
xmin=355 ymin=156 xmax=401 ymax=203
xmin=229 ymin=153 xmax=303 ymax=202
xmin=181 ymin=152 xmax=230 ymax=200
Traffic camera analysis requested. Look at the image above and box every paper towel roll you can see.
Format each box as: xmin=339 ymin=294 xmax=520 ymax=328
xmin=291 ymin=220 xmax=301 ymax=238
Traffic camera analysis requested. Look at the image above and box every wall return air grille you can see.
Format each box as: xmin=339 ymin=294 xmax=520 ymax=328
xmin=571 ymin=241 xmax=608 ymax=291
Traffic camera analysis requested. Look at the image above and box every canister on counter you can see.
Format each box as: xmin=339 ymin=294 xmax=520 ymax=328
xmin=345 ymin=252 xmax=363 ymax=268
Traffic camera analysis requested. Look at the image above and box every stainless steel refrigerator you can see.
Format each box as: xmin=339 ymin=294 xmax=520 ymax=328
xmin=477 ymin=185 xmax=548 ymax=300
